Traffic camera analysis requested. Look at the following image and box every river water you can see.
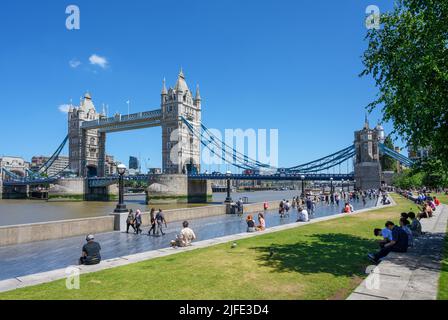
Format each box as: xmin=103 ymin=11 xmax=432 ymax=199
xmin=0 ymin=190 xmax=302 ymax=226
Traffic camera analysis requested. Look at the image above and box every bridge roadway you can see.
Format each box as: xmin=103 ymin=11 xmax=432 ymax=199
xmin=87 ymin=173 xmax=355 ymax=188
xmin=1 ymin=173 xmax=354 ymax=187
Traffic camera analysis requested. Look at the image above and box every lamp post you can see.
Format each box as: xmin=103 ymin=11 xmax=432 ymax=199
xmin=225 ymin=170 xmax=233 ymax=203
xmin=330 ymin=177 xmax=334 ymax=195
xmin=301 ymin=175 xmax=305 ymax=198
xmin=114 ymin=164 xmax=128 ymax=213
xmin=353 ymin=179 xmax=357 ymax=192
xmin=341 ymin=179 xmax=345 ymax=193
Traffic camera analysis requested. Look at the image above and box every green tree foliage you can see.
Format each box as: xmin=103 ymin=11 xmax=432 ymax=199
xmin=361 ymin=0 xmax=448 ymax=169
xmin=380 ymin=135 xmax=397 ymax=171
xmin=392 ymin=157 xmax=448 ymax=188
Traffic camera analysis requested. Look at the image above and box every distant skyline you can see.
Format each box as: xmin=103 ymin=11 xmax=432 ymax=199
xmin=0 ymin=0 xmax=401 ymax=171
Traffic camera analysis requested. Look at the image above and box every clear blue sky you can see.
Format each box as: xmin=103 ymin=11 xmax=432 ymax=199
xmin=0 ymin=0 xmax=397 ymax=171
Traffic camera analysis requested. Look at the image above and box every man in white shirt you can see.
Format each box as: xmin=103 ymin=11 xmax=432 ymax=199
xmin=297 ymin=207 xmax=309 ymax=222
xmin=171 ymin=221 xmax=196 ymax=248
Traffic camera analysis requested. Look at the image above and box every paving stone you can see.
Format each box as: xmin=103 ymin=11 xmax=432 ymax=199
xmin=348 ymin=204 xmax=447 ymax=300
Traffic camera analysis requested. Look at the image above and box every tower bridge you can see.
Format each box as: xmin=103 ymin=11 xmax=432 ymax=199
xmin=0 ymin=69 xmax=414 ymax=202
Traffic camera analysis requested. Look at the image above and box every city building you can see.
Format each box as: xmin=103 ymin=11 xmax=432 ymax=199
xmin=30 ymin=155 xmax=69 ymax=176
xmin=105 ymin=155 xmax=117 ymax=176
xmin=408 ymin=146 xmax=431 ymax=162
xmin=0 ymin=156 xmax=29 ymax=177
xmin=148 ymin=168 xmax=162 ymax=174
xmin=129 ymin=156 xmax=140 ymax=171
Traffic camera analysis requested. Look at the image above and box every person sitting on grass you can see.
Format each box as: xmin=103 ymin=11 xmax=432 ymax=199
xmin=399 ymin=217 xmax=414 ymax=247
xmin=342 ymin=202 xmax=352 ymax=214
xmin=170 ymin=221 xmax=196 ymax=248
xmin=79 ymin=234 xmax=101 ymax=265
xmin=246 ymin=215 xmax=257 ymax=232
xmin=408 ymin=212 xmax=422 ymax=237
xmin=368 ymin=221 xmax=408 ymax=264
xmin=257 ymin=212 xmax=266 ymax=231
xmin=374 ymin=227 xmax=392 ymax=248
xmin=434 ymin=196 xmax=441 ymax=207
xmin=297 ymin=207 xmax=309 ymax=222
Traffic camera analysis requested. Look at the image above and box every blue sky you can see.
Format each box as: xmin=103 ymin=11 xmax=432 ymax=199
xmin=0 ymin=0 xmax=397 ymax=172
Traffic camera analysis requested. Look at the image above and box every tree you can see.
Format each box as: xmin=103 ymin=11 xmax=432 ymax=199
xmin=380 ymin=135 xmax=397 ymax=171
xmin=361 ymin=0 xmax=448 ymax=169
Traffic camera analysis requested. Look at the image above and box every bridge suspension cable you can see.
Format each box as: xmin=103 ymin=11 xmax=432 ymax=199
xmin=35 ymin=135 xmax=69 ymax=174
xmin=182 ymin=116 xmax=359 ymax=173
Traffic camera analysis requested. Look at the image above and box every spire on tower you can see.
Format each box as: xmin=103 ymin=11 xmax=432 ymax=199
xmin=195 ymin=84 xmax=201 ymax=101
xmin=364 ymin=113 xmax=370 ymax=130
xmin=179 ymin=67 xmax=184 ymax=79
xmin=174 ymin=68 xmax=189 ymax=92
xmin=161 ymin=77 xmax=167 ymax=95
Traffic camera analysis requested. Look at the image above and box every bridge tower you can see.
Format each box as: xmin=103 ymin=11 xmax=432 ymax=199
xmin=161 ymin=69 xmax=201 ymax=174
xmin=354 ymin=116 xmax=382 ymax=190
xmin=68 ymin=93 xmax=106 ymax=177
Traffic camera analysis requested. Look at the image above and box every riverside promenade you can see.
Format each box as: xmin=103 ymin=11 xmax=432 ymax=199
xmin=0 ymin=198 xmax=378 ymax=293
xmin=348 ymin=204 xmax=448 ymax=300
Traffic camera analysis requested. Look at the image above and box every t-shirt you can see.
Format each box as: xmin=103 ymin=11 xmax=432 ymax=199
xmin=247 ymin=219 xmax=255 ymax=228
xmin=82 ymin=241 xmax=101 ymax=263
xmin=297 ymin=209 xmax=309 ymax=222
xmin=156 ymin=211 xmax=165 ymax=223
xmin=410 ymin=219 xmax=422 ymax=236
xmin=179 ymin=227 xmax=196 ymax=246
xmin=381 ymin=228 xmax=393 ymax=241
xmin=391 ymin=226 xmax=408 ymax=251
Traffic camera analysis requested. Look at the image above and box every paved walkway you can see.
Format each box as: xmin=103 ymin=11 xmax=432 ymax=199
xmin=0 ymin=198 xmax=386 ymax=293
xmin=348 ymin=203 xmax=448 ymax=300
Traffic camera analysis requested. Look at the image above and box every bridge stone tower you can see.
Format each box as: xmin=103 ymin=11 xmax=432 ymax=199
xmin=354 ymin=117 xmax=382 ymax=190
xmin=161 ymin=69 xmax=201 ymax=174
xmin=68 ymin=93 xmax=106 ymax=177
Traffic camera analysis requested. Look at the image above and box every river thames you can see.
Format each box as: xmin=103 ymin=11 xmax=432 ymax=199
xmin=0 ymin=190 xmax=303 ymax=226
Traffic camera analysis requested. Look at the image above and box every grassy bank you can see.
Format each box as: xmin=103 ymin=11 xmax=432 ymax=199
xmin=0 ymin=195 xmax=419 ymax=300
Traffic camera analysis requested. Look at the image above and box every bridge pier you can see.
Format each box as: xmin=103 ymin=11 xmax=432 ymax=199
xmin=85 ymin=184 xmax=118 ymax=201
xmin=147 ymin=174 xmax=212 ymax=203
xmin=1 ymin=185 xmax=29 ymax=199
xmin=47 ymin=178 xmax=86 ymax=201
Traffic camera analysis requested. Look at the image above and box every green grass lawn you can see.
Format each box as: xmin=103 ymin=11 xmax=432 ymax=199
xmin=0 ymin=194 xmax=420 ymax=300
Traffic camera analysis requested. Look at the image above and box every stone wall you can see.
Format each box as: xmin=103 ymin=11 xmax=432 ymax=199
xmin=0 ymin=216 xmax=115 ymax=247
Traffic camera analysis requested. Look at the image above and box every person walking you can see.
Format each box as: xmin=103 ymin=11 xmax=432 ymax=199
xmin=126 ymin=209 xmax=136 ymax=233
xmin=134 ymin=209 xmax=143 ymax=234
xmin=148 ymin=208 xmax=157 ymax=236
xmin=156 ymin=209 xmax=167 ymax=236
